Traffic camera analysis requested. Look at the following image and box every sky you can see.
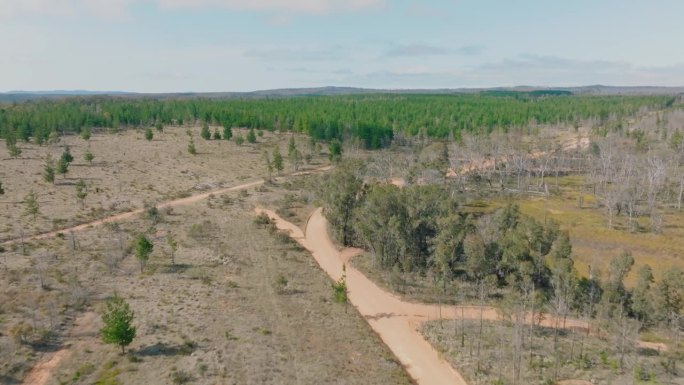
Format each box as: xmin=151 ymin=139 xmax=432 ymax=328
xmin=1 ymin=0 xmax=684 ymax=92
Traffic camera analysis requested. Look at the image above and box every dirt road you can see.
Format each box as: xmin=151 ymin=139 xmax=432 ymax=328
xmin=2 ymin=165 xmax=333 ymax=247
xmin=258 ymin=207 xmax=663 ymax=385
xmin=21 ymin=312 xmax=99 ymax=385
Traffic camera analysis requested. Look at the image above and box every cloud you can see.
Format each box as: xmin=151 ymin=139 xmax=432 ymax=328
xmin=0 ymin=0 xmax=385 ymax=18
xmin=384 ymin=43 xmax=483 ymax=58
xmin=385 ymin=44 xmax=448 ymax=57
xmin=156 ymin=0 xmax=386 ymax=14
xmin=0 ymin=0 xmax=135 ymax=18
xmin=245 ymin=47 xmax=344 ymax=62
xmin=473 ymin=54 xmax=684 ymax=86
xmin=457 ymin=45 xmax=484 ymax=56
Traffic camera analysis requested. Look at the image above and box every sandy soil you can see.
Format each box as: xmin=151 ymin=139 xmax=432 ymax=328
xmin=21 ymin=312 xmax=99 ymax=385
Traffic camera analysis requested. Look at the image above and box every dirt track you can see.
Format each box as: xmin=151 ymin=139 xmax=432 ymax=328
xmin=2 ymin=166 xmax=332 ymax=247
xmin=257 ymin=207 xmax=663 ymax=385
xmin=21 ymin=312 xmax=99 ymax=385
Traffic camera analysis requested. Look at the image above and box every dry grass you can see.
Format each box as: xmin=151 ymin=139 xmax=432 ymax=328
xmin=478 ymin=175 xmax=684 ymax=285
xmin=422 ymin=319 xmax=682 ymax=385
xmin=0 ymin=131 xmax=411 ymax=385
xmin=0 ymin=126 xmax=300 ymax=242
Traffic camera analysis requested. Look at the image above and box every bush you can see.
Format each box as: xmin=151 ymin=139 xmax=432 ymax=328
xmin=171 ymin=369 xmax=193 ymax=384
xmin=273 ymin=273 xmax=288 ymax=294
xmin=332 ymin=274 xmax=347 ymax=304
xmin=253 ymin=213 xmax=271 ymax=226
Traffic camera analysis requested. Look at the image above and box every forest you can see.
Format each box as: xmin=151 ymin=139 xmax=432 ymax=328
xmin=0 ymin=93 xmax=674 ymax=149
xmin=319 ymin=161 xmax=684 ymax=382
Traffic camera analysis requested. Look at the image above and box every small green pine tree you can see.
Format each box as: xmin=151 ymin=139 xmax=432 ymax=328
xmin=80 ymin=127 xmax=91 ymax=141
xmin=84 ymin=150 xmax=94 ymax=164
xmin=75 ymin=179 xmax=87 ymax=208
xmin=246 ymin=128 xmax=256 ymax=144
xmin=272 ymin=146 xmax=284 ymax=174
xmin=135 ymin=234 xmax=153 ymax=273
xmin=188 ymin=138 xmax=197 ymax=155
xmin=24 ymin=191 xmax=39 ymax=221
xmin=144 ymin=127 xmax=154 ymax=141
xmin=200 ymin=122 xmax=211 ymax=140
xmin=223 ymin=126 xmax=232 ymax=140
xmin=60 ymin=146 xmax=74 ymax=163
xmin=43 ymin=155 xmax=55 ymax=184
xmin=100 ymin=294 xmax=136 ymax=354
xmin=56 ymin=157 xmax=69 ymax=178
xmin=329 ymin=139 xmax=343 ymax=163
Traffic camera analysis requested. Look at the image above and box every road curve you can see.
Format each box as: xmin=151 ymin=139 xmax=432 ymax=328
xmin=257 ymin=207 xmax=469 ymax=385
xmin=256 ymin=207 xmax=665 ymax=385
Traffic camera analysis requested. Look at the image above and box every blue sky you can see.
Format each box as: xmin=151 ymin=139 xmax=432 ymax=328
xmin=1 ymin=0 xmax=683 ymax=92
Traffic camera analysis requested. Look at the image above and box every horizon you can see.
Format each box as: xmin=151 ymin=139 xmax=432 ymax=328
xmin=4 ymin=84 xmax=684 ymax=95
xmin=2 ymin=0 xmax=684 ymax=92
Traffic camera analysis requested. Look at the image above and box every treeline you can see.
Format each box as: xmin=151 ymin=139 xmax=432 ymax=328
xmin=0 ymin=94 xmax=672 ymax=149
xmin=320 ymin=162 xmax=684 ymax=330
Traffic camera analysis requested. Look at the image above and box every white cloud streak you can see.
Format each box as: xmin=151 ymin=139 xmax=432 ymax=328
xmin=0 ymin=0 xmax=385 ymax=18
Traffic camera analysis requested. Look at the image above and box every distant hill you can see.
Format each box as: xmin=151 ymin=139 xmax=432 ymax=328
xmin=1 ymin=85 xmax=683 ymax=102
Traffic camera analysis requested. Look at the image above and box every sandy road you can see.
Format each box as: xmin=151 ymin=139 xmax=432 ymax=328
xmin=2 ymin=165 xmax=332 ymax=247
xmin=257 ymin=207 xmax=664 ymax=385
xmin=1 ymin=180 xmax=263 ymax=246
xmin=258 ymin=207 xmax=474 ymax=385
xmin=21 ymin=312 xmax=99 ymax=385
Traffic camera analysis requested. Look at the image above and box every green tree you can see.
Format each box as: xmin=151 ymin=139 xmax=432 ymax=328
xmin=222 ymin=125 xmax=232 ymax=140
xmin=135 ymin=235 xmax=153 ymax=273
xmin=235 ymin=135 xmax=244 ymax=145
xmin=6 ymin=137 xmax=21 ymax=158
xmin=187 ymin=137 xmax=197 ymax=155
xmin=631 ymin=265 xmax=654 ymax=323
xmin=321 ymin=162 xmax=364 ymax=246
xmin=328 ymin=139 xmax=342 ymax=163
xmin=100 ymin=294 xmax=136 ymax=354
xmin=287 ymin=136 xmax=297 ymax=157
xmin=246 ymin=128 xmax=256 ymax=143
xmin=60 ymin=146 xmax=74 ymax=163
xmin=80 ymin=127 xmax=91 ymax=141
xmin=43 ymin=155 xmax=56 ymax=184
xmin=24 ymin=191 xmax=39 ymax=221
xmin=75 ymin=179 xmax=87 ymax=208
xmin=155 ymin=121 xmax=163 ymax=132
xmin=200 ymin=122 xmax=211 ymax=140
xmin=144 ymin=127 xmax=154 ymax=141
xmin=47 ymin=130 xmax=60 ymax=145
xmin=84 ymin=150 xmax=94 ymax=164
xmin=212 ymin=129 xmax=221 ymax=140
xmin=332 ymin=265 xmax=348 ymax=305
xmin=272 ymin=146 xmax=284 ymax=174
xmin=56 ymin=157 xmax=69 ymax=178
xmin=287 ymin=137 xmax=302 ymax=171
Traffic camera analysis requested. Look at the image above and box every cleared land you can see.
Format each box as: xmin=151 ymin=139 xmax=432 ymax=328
xmin=0 ymin=130 xmax=412 ymax=385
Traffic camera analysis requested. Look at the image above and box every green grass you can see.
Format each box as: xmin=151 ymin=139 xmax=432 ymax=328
xmin=475 ymin=175 xmax=684 ymax=285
